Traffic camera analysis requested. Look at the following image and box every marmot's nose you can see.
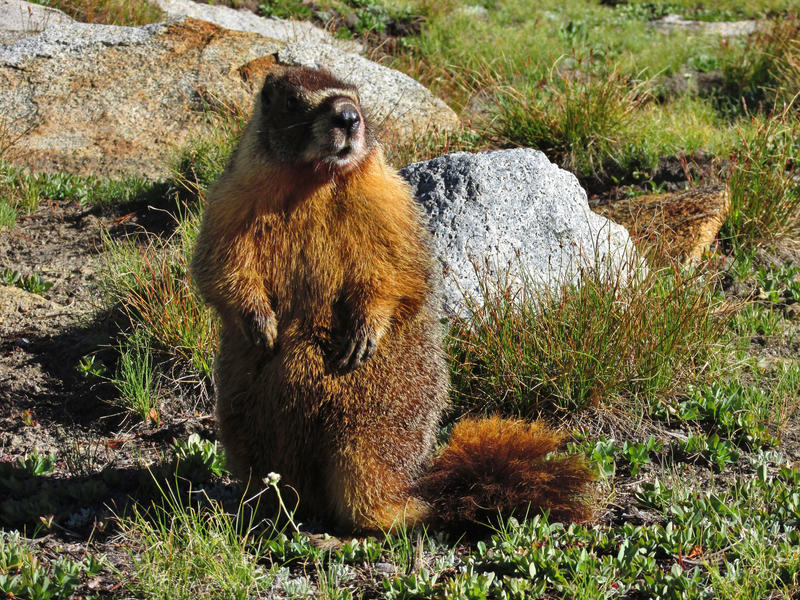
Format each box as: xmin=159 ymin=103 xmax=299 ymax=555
xmin=333 ymin=108 xmax=361 ymax=134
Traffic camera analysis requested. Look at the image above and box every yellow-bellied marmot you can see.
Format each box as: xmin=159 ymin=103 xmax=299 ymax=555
xmin=191 ymin=66 xmax=593 ymax=532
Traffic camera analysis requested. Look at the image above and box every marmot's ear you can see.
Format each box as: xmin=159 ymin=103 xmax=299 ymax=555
xmin=260 ymin=71 xmax=281 ymax=108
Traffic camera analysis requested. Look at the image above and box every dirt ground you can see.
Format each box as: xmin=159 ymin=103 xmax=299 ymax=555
xmin=0 ymin=199 xmax=217 ymax=597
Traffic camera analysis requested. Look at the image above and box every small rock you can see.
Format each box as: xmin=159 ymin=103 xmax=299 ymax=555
xmin=650 ymin=14 xmax=764 ymax=37
xmin=374 ymin=562 xmax=398 ymax=575
xmin=784 ymin=303 xmax=800 ymax=320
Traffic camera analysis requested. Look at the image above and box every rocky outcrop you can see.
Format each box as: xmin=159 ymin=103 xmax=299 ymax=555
xmin=596 ymin=185 xmax=729 ymax=263
xmin=0 ymin=18 xmax=284 ymax=178
xmin=401 ymin=149 xmax=636 ymax=314
xmin=0 ymin=10 xmax=457 ymax=178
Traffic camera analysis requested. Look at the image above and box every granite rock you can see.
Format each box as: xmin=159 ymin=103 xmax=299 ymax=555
xmin=401 ymin=148 xmax=636 ymax=314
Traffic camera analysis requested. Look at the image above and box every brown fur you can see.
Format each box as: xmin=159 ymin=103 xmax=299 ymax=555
xmin=415 ymin=416 xmax=594 ymax=527
xmin=191 ymin=66 xmax=594 ymax=533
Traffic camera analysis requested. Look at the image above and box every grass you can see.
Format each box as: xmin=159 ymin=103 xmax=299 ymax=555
xmin=449 ymin=260 xmax=732 ymax=415
xmin=722 ymin=109 xmax=800 ymax=252
xmin=718 ymin=16 xmax=800 ymax=113
xmin=121 ymin=480 xmax=275 ymax=600
xmin=383 ymin=0 xmax=800 ymax=187
xmin=111 ymin=327 xmax=162 ymax=423
xmin=0 ymin=160 xmax=154 ymax=229
xmin=486 ymin=66 xmax=655 ymax=178
xmin=97 ymin=109 xmax=244 ymax=403
xmin=101 ymin=215 xmax=217 ymax=382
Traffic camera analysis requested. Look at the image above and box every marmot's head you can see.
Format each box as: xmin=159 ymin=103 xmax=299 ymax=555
xmin=256 ymin=66 xmax=373 ymax=175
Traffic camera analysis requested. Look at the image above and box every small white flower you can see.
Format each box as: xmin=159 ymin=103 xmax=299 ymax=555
xmin=265 ymin=472 xmax=281 ymax=485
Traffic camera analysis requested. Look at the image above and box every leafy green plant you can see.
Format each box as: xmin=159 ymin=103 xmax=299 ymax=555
xmin=383 ymin=567 xmax=440 ymax=599
xmin=16 ymin=451 xmax=57 ymax=477
xmin=0 ymin=530 xmax=104 ymax=600
xmin=658 ymin=382 xmax=776 ymax=448
xmin=756 ymin=263 xmax=800 ymax=304
xmin=76 ymin=354 xmax=106 ymax=379
xmin=336 ymin=536 xmax=383 ymax=563
xmin=568 ymin=436 xmax=617 ymax=480
xmin=729 ymin=302 xmax=781 ymax=337
xmin=345 ymin=0 xmax=414 ymax=35
xmin=678 ymin=433 xmax=740 ymax=471
xmin=172 ymin=433 xmax=227 ymax=483
xmin=621 ymin=437 xmax=663 ymax=476
xmin=1 ymin=268 xmax=54 ymax=295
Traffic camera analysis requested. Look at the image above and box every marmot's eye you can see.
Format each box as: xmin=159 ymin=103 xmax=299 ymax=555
xmin=285 ymin=96 xmax=299 ymax=111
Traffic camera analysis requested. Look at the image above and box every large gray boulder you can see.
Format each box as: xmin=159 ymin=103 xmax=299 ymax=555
xmin=401 ymin=149 xmax=636 ymax=314
xmin=0 ymin=18 xmax=285 ymax=178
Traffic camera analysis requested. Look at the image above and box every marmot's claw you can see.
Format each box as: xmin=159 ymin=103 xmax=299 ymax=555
xmin=335 ymin=326 xmax=378 ymax=373
xmin=242 ymin=310 xmax=278 ymax=353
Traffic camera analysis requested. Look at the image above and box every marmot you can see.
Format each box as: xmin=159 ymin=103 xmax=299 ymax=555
xmin=191 ymin=66 xmax=593 ymax=532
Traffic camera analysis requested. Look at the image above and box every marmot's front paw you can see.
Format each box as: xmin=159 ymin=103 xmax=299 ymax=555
xmin=332 ymin=322 xmax=381 ymax=373
xmin=240 ymin=310 xmax=278 ymax=352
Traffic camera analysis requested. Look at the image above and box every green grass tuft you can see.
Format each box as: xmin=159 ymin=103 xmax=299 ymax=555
xmin=449 ymin=261 xmax=732 ymax=415
xmin=487 ymin=66 xmax=656 ymax=177
xmin=101 ymin=211 xmax=217 ymax=382
xmin=111 ymin=328 xmax=161 ymax=423
xmin=121 ymin=483 xmax=275 ymax=600
xmin=722 ymin=110 xmax=800 ymax=252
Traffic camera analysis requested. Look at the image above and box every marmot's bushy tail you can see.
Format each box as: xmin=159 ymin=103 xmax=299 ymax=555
xmin=415 ymin=416 xmax=595 ymax=527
